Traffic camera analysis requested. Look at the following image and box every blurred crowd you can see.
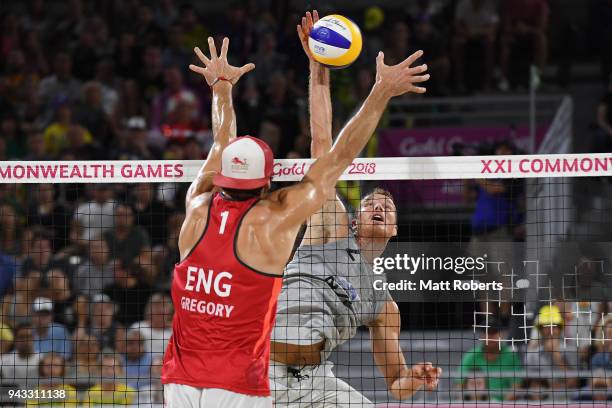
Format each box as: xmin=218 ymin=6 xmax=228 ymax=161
xmin=459 ymin=302 xmax=612 ymax=402
xmin=0 ymin=182 xmax=180 ymax=405
xmin=0 ymin=0 xmax=611 ymax=164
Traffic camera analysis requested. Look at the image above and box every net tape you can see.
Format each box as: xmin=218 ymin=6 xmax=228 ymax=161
xmin=0 ymin=152 xmax=611 ymax=183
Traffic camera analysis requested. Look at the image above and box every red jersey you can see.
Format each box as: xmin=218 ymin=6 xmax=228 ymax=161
xmin=161 ymin=192 xmax=283 ymax=396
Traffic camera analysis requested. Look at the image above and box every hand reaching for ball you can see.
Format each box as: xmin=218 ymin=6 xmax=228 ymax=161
xmin=297 ymin=10 xmax=320 ymax=63
xmin=375 ymin=50 xmax=430 ymax=96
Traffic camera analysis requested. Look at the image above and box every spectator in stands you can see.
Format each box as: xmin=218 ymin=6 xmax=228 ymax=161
xmin=452 ymin=0 xmax=499 ymax=91
xmin=0 ymin=320 xmax=13 ymax=354
xmin=138 ymin=45 xmax=165 ymax=106
xmin=525 ymin=305 xmax=579 ymax=389
xmin=3 ymin=50 xmax=41 ymax=116
xmin=71 ymin=28 xmax=100 ymax=81
xmin=162 ymin=22 xmax=191 ymax=70
xmin=461 ymin=373 xmax=489 ymax=401
xmin=0 ymin=322 xmax=40 ymax=386
xmin=28 ymin=353 xmax=79 ymax=406
xmin=499 ymin=0 xmax=549 ymax=90
xmin=26 ymin=184 xmax=71 ymax=251
xmin=43 ymin=267 xmax=75 ymax=329
xmin=82 ymin=353 xmax=137 ymax=406
xmin=130 ymin=293 xmax=173 ymax=358
xmin=94 ymin=60 xmax=120 ymax=117
xmin=411 ymin=14 xmax=450 ymax=95
xmin=24 ymin=132 xmax=48 ymax=160
xmin=572 ymin=369 xmax=612 ymax=401
xmin=74 ymin=81 xmax=114 ymax=147
xmin=87 ymin=293 xmax=120 ymax=352
xmin=31 ymin=297 xmax=71 ymax=359
xmin=72 ymin=184 xmax=116 ymax=242
xmin=113 ymin=116 xmax=156 ymax=160
xmin=590 ymin=314 xmax=612 ymax=369
xmin=0 ymin=203 xmax=20 ymax=255
xmin=460 ymin=319 xmax=522 ymax=400
xmin=134 ymin=4 xmax=165 ymax=48
xmin=154 ymin=211 xmax=184 ymax=283
xmin=178 ymin=4 xmax=209 ymax=52
xmin=506 ymin=378 xmax=552 ymax=401
xmin=75 ymin=238 xmax=114 ymax=296
xmin=135 ymin=355 xmax=164 ymax=405
xmin=593 ymin=74 xmax=612 ymax=153
xmin=131 ymin=183 xmax=169 ymax=247
xmin=259 ymin=71 xmax=305 ymax=158
xmin=103 ymin=204 xmax=150 ymax=264
xmin=0 ymin=244 xmax=17 ymax=298
xmin=1 ymin=269 xmax=41 ymax=327
xmin=59 ymin=124 xmax=103 ymax=160
xmin=37 ymin=52 xmax=81 ymax=122
xmin=150 ymin=65 xmax=201 ymax=129
xmin=466 ymin=141 xmax=524 ymax=319
xmin=65 ymin=333 xmax=100 ymax=384
xmin=251 ymin=30 xmax=287 ymax=88
xmin=103 ymin=259 xmax=153 ymax=326
xmin=122 ymin=329 xmax=152 ymax=389
xmin=21 ymin=231 xmax=57 ymax=276
xmin=43 ymin=100 xmax=93 ymax=157
xmin=114 ymin=32 xmax=139 ymax=80
xmin=158 ymin=92 xmax=211 ymax=149
xmin=0 ymin=112 xmax=26 ymax=159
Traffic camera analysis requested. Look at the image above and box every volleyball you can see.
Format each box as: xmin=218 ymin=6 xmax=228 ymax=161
xmin=308 ymin=14 xmax=362 ymax=68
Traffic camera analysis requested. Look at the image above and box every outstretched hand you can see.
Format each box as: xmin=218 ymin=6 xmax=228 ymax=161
xmin=297 ymin=10 xmax=320 ymax=62
xmin=189 ymin=37 xmax=255 ymax=86
xmin=375 ymin=50 xmax=430 ymax=97
xmin=389 ymin=362 xmax=442 ymax=399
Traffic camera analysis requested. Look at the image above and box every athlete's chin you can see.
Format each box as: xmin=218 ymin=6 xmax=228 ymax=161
xmin=358 ymin=225 xmax=394 ymax=240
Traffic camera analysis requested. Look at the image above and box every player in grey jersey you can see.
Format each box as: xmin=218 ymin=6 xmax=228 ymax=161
xmin=269 ymin=11 xmax=442 ymax=408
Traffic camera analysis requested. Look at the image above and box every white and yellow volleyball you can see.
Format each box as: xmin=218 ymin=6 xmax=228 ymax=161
xmin=308 ymin=15 xmax=362 ymax=69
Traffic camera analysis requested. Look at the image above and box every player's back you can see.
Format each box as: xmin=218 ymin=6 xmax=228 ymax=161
xmin=162 ymin=192 xmax=283 ymax=396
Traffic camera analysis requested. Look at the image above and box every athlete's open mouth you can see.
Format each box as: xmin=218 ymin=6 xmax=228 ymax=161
xmin=371 ymin=214 xmax=384 ymax=223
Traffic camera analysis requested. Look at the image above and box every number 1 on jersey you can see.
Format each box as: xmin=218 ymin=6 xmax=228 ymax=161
xmin=219 ymin=210 xmax=229 ymax=234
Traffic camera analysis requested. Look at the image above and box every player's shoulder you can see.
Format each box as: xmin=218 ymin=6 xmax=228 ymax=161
xmin=186 ymin=191 xmax=214 ymax=218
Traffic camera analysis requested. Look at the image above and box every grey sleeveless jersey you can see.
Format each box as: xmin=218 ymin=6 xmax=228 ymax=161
xmin=271 ymin=236 xmax=390 ymax=361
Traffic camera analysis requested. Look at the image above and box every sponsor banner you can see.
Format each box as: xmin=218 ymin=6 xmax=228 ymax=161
xmin=378 ymin=125 xmax=548 ymax=205
xmin=1 ymin=154 xmax=612 ymax=183
xmin=378 ymin=125 xmax=548 ymax=157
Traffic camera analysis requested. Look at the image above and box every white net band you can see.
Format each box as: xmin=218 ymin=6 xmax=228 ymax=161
xmin=0 ymin=152 xmax=611 ymax=184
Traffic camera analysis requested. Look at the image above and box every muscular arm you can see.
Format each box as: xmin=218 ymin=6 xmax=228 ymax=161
xmin=271 ymin=71 xmax=402 ymax=232
xmin=369 ymin=301 xmax=414 ymax=399
xmin=369 ymin=301 xmax=441 ymax=399
xmin=185 ymin=81 xmax=234 ymax=208
xmin=301 ymin=60 xmax=350 ymax=246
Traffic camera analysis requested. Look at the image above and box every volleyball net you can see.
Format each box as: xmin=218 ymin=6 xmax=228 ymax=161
xmin=0 ymin=150 xmax=610 ymax=407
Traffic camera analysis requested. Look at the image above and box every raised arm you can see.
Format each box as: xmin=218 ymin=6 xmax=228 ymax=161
xmin=184 ymin=37 xmax=254 ymax=208
xmin=271 ymin=50 xmax=430 ymax=231
xmin=296 ymin=11 xmax=349 ymax=246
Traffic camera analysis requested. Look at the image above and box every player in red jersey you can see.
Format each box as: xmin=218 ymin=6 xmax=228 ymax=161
xmin=161 ymin=35 xmax=430 ymax=407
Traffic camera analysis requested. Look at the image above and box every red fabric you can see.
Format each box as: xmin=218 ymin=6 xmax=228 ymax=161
xmin=161 ymin=193 xmax=282 ymax=396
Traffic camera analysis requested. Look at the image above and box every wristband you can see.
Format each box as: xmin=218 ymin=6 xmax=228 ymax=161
xmin=210 ymin=77 xmax=231 ymax=88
